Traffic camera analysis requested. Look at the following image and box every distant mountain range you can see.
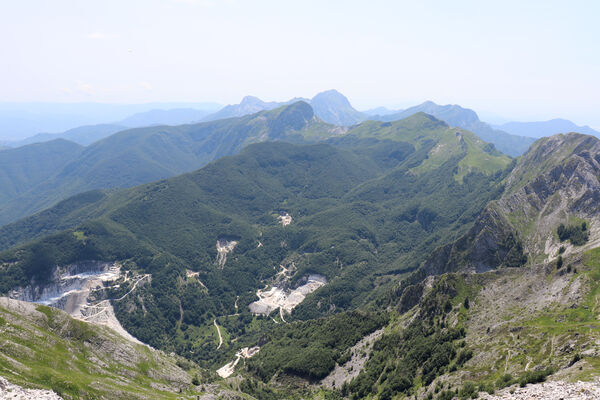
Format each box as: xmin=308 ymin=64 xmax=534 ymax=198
xmin=202 ymin=89 xmax=364 ymax=126
xmin=5 ymin=108 xmax=215 ymax=147
xmin=0 ymin=101 xmax=513 ymax=228
xmin=495 ymin=118 xmax=600 ymax=138
xmin=0 ymin=102 xmax=335 ymax=225
xmin=118 ymin=108 xmax=211 ymax=128
xmin=368 ymin=101 xmax=536 ymax=157
xmin=203 ymin=93 xmax=542 ymax=156
xmin=4 ymin=92 xmax=596 ymax=159
xmin=8 ymin=124 xmax=127 ymax=147
xmin=0 ymin=101 xmax=222 ymax=141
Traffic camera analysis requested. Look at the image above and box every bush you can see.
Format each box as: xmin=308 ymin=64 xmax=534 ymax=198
xmin=569 ymin=353 xmax=581 ymax=367
xmin=518 ymin=368 xmax=553 ymax=387
xmin=557 ymin=222 xmax=589 ymax=246
xmin=456 ymin=349 xmax=473 ymax=366
xmin=458 ymin=381 xmax=477 ymax=399
xmin=495 ymin=373 xmax=514 ymax=389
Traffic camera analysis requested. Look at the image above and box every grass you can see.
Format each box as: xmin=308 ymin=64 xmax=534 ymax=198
xmin=0 ymin=303 xmax=206 ymax=399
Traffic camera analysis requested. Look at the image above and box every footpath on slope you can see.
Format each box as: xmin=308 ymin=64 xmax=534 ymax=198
xmin=213 ymin=319 xmax=223 ymax=350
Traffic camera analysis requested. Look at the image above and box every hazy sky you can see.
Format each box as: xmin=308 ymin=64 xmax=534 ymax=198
xmin=1 ymin=0 xmax=599 ymax=127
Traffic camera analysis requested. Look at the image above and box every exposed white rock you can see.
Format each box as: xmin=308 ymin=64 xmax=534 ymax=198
xmin=278 ymin=212 xmax=292 ymax=227
xmin=12 ymin=262 xmax=120 ymax=311
xmin=9 ymin=262 xmax=148 ymax=344
xmin=322 ymin=328 xmax=384 ymax=389
xmin=216 ymin=346 xmax=260 ymax=378
xmin=249 ymin=274 xmax=326 ymax=315
xmin=479 ymin=379 xmax=600 ymax=399
xmin=216 ymin=239 xmax=237 ymax=268
xmin=0 ymin=377 xmax=62 ymax=400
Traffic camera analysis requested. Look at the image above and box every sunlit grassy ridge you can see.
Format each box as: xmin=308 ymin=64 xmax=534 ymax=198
xmin=0 ymin=299 xmax=208 ymax=399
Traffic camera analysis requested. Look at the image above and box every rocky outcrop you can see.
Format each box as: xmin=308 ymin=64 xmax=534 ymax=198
xmin=420 ymin=205 xmax=527 ymax=276
xmin=499 ymin=133 xmax=600 ymax=259
xmin=479 ymin=379 xmax=600 ymax=400
xmin=418 ymin=133 xmax=600 ymax=277
xmin=216 ymin=239 xmax=237 ymax=269
xmin=0 ymin=377 xmax=62 ymax=400
xmin=8 ymin=261 xmax=149 ymax=344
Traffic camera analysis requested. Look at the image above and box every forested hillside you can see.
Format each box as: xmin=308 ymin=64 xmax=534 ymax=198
xmin=0 ymin=102 xmax=332 ymax=225
xmin=2 ymin=124 xmax=600 ymax=400
xmin=0 ymin=113 xmax=511 ymax=375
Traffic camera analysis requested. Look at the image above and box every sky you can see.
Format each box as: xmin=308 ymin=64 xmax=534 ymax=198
xmin=1 ymin=0 xmax=599 ymax=127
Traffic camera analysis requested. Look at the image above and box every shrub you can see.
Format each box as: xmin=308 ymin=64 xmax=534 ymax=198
xmin=557 ymin=222 xmax=589 ymax=246
xmin=495 ymin=373 xmax=514 ymax=389
xmin=569 ymin=353 xmax=581 ymax=367
xmin=458 ymin=381 xmax=477 ymax=399
xmin=518 ymin=368 xmax=553 ymax=387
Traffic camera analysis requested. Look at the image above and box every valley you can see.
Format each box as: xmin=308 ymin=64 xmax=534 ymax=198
xmin=1 ymin=105 xmax=600 ymax=399
xmin=3 ymin=2 xmax=599 ymax=398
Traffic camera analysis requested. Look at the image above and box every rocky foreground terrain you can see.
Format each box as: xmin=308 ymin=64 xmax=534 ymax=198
xmin=0 ymin=377 xmax=62 ymax=400
xmin=480 ymin=379 xmax=600 ymax=399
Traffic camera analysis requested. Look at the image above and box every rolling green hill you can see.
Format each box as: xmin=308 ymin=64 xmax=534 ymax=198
xmin=0 ymin=139 xmax=83 ymax=205
xmin=0 ymin=116 xmax=511 ymax=373
xmin=9 ymin=124 xmax=127 ymax=147
xmin=1 ymin=123 xmax=599 ymax=398
xmin=372 ymin=101 xmax=535 ymax=156
xmin=0 ymin=101 xmax=333 ymax=226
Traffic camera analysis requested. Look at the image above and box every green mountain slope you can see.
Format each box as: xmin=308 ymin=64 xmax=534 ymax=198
xmin=215 ymin=133 xmax=600 ymax=399
xmin=372 ymin=101 xmax=535 ymax=156
xmin=0 ymin=297 xmax=205 ymax=399
xmin=0 ymin=117 xmax=511 ymax=379
xmin=9 ymin=124 xmax=127 ymax=147
xmin=0 ymin=139 xmax=83 ymax=205
xmin=337 ymin=133 xmax=600 ymax=399
xmin=2 ymin=120 xmax=599 ymax=398
xmin=0 ymin=102 xmax=333 ymax=226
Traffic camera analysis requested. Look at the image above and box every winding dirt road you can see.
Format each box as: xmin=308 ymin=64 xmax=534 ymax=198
xmin=214 ymin=319 xmax=223 ymax=349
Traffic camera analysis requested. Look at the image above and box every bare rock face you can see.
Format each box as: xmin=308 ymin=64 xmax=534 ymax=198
xmin=499 ymin=133 xmax=600 ymax=259
xmin=0 ymin=377 xmax=62 ymax=400
xmin=479 ymin=379 xmax=600 ymax=399
xmin=420 ymin=205 xmax=527 ymax=276
xmin=216 ymin=238 xmax=237 ymax=269
xmin=419 ymin=133 xmax=600 ymax=277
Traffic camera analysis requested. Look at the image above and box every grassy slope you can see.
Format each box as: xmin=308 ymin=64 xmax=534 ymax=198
xmin=348 ymin=113 xmax=511 ymax=182
xmin=0 ymin=298 xmax=208 ymax=399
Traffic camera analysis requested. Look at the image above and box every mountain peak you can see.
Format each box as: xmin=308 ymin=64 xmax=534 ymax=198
xmin=240 ymin=95 xmax=265 ymax=105
xmin=309 ymin=90 xmax=364 ymax=125
xmin=312 ymin=89 xmax=352 ymax=106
